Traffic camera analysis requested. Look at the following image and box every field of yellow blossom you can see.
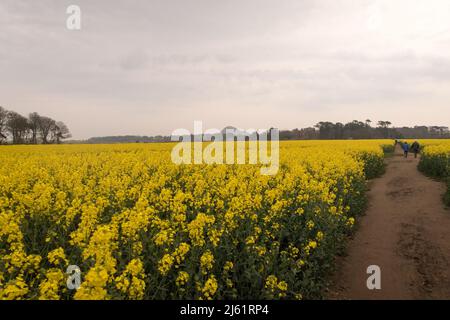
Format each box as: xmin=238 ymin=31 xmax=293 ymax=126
xmin=0 ymin=140 xmax=392 ymax=300
xmin=418 ymin=140 xmax=450 ymax=205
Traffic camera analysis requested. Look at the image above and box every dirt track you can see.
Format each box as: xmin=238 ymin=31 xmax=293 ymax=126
xmin=329 ymin=145 xmax=450 ymax=299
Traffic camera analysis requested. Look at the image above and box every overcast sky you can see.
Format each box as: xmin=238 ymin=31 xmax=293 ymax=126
xmin=1 ymin=0 xmax=450 ymax=139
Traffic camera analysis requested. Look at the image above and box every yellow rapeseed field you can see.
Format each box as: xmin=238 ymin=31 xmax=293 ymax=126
xmin=0 ymin=140 xmax=392 ymax=300
xmin=418 ymin=140 xmax=450 ymax=205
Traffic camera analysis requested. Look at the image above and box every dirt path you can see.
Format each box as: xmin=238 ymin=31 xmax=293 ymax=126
xmin=329 ymin=145 xmax=450 ymax=299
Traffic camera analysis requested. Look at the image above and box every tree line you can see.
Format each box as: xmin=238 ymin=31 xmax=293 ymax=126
xmin=0 ymin=106 xmax=71 ymax=145
xmin=280 ymin=120 xmax=450 ymax=140
xmin=73 ymin=120 xmax=450 ymax=144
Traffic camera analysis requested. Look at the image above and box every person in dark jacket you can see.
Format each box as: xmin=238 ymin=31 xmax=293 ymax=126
xmin=411 ymin=141 xmax=420 ymax=158
xmin=401 ymin=141 xmax=410 ymax=158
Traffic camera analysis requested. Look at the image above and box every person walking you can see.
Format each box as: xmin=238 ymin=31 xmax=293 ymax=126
xmin=411 ymin=141 xmax=420 ymax=158
xmin=401 ymin=141 xmax=410 ymax=158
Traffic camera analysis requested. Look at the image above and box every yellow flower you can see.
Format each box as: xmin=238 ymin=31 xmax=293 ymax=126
xmin=38 ymin=269 xmax=65 ymax=300
xmin=316 ymin=231 xmax=324 ymax=241
xmin=308 ymin=240 xmax=318 ymax=249
xmin=154 ymin=229 xmax=174 ymax=246
xmin=0 ymin=277 xmax=29 ymax=300
xmin=200 ymin=250 xmax=214 ymax=275
xmin=115 ymin=259 xmax=146 ymax=299
xmin=158 ymin=254 xmax=174 ymax=276
xmin=223 ymin=261 xmax=234 ymax=272
xmin=47 ymin=247 xmax=68 ymax=267
xmin=74 ymin=267 xmax=109 ymax=300
xmin=265 ymin=275 xmax=288 ymax=298
xmin=173 ymin=242 xmax=190 ymax=265
xmin=297 ymin=259 xmax=306 ymax=268
xmin=202 ymin=275 xmax=218 ymax=300
xmin=176 ymin=271 xmax=189 ymax=287
xmin=265 ymin=275 xmax=278 ymax=291
xmin=255 ymin=246 xmax=267 ymax=256
xmin=245 ymin=236 xmax=256 ymax=245
xmin=277 ymin=281 xmax=288 ymax=292
xmin=187 ymin=213 xmax=215 ymax=247
xmin=347 ymin=217 xmax=355 ymax=226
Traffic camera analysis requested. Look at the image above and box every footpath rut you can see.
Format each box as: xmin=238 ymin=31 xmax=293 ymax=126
xmin=329 ymin=146 xmax=450 ymax=299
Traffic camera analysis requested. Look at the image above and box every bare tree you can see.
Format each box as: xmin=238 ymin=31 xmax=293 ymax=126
xmin=0 ymin=106 xmax=8 ymax=143
xmin=6 ymin=111 xmax=30 ymax=144
xmin=28 ymin=112 xmax=41 ymax=144
xmin=51 ymin=121 xmax=72 ymax=144
xmin=37 ymin=116 xmax=56 ymax=144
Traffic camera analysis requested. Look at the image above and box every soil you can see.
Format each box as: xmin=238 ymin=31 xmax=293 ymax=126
xmin=328 ymin=145 xmax=450 ymax=299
